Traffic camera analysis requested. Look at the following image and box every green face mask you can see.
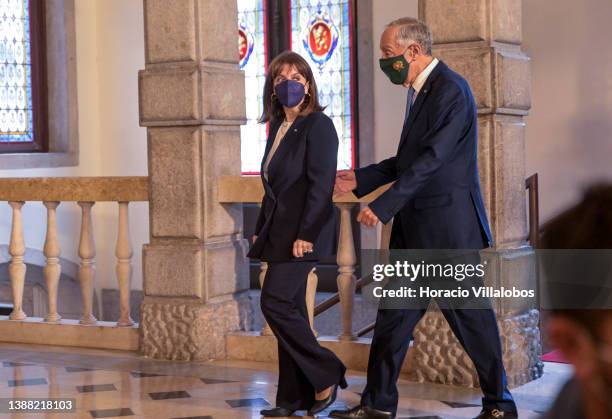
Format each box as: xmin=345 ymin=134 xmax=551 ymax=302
xmin=379 ymin=50 xmax=409 ymax=85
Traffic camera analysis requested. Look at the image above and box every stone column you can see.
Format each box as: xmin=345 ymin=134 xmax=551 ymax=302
xmin=138 ymin=0 xmax=251 ymax=360
xmin=409 ymin=0 xmax=542 ymax=387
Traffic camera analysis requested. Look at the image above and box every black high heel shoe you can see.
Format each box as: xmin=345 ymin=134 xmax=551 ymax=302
xmin=307 ymin=377 xmax=347 ymax=416
xmin=260 ymin=406 xmax=296 ymax=417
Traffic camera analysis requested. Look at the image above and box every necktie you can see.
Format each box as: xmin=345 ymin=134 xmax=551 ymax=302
xmin=403 ymin=86 xmax=416 ymax=126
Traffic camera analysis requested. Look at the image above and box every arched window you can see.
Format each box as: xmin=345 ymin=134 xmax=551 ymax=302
xmin=0 ymin=0 xmax=47 ymax=153
xmin=238 ymin=0 xmax=357 ymax=174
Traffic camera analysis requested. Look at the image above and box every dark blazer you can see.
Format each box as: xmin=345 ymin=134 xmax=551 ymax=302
xmin=248 ymin=111 xmax=339 ymax=262
xmin=354 ymin=60 xmax=493 ymax=250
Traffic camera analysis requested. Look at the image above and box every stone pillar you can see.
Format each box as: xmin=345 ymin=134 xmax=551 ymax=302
xmin=409 ymin=0 xmax=542 ymax=387
xmin=137 ymin=0 xmax=251 ymax=360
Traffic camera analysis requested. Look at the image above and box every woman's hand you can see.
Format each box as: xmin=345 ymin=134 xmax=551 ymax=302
xmin=252 ymin=235 xmax=258 ymax=244
xmin=293 ymin=239 xmax=314 ymax=258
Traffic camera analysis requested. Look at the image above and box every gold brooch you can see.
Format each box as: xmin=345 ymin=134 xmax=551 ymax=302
xmin=393 ymin=60 xmax=404 ymax=71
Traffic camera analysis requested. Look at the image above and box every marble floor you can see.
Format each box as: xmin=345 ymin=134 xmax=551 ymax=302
xmin=0 ymin=342 xmax=571 ymax=418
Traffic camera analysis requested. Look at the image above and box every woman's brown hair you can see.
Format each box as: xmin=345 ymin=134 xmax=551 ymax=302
xmin=259 ymin=51 xmax=324 ymax=123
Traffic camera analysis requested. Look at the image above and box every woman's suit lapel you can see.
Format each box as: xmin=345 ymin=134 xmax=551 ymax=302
xmin=261 ymin=119 xmax=282 ymax=172
xmin=263 ymin=115 xmax=307 ymax=188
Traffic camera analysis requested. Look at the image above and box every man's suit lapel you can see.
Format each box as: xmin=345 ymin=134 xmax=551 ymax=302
xmin=397 ymin=61 xmax=447 ymax=152
xmin=397 ymin=88 xmax=430 ymax=151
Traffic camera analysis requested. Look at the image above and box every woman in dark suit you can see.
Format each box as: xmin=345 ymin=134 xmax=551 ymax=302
xmin=247 ymin=51 xmax=347 ymax=417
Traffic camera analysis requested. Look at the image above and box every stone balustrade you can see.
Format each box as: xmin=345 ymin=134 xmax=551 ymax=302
xmin=218 ymin=175 xmax=391 ymax=340
xmin=0 ymin=177 xmax=147 ymax=350
xmin=220 ymin=174 xmax=542 ymax=387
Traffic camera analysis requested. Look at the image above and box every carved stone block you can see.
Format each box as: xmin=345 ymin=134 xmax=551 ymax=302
xmin=410 ymin=307 xmax=542 ymax=388
xmin=148 ymin=127 xmax=202 ymax=239
xmin=197 ymin=0 xmax=240 ymax=63
xmin=495 ymin=49 xmax=531 ymax=113
xmin=420 ymin=0 xmax=522 ymax=45
xmin=139 ymin=65 xmax=245 ymax=126
xmin=201 ymin=127 xmax=243 ymax=239
xmin=204 ymin=239 xmax=250 ymax=298
xmin=139 ymin=67 xmax=200 ymax=124
xmin=139 ymin=294 xmax=252 ymax=360
xmin=144 ymin=0 xmax=197 ymax=64
xmin=143 ymin=243 xmax=203 ymax=298
xmin=200 ymin=64 xmax=246 ymax=122
xmin=478 ymin=115 xmax=528 ymax=245
xmin=433 ymin=45 xmax=530 ymax=115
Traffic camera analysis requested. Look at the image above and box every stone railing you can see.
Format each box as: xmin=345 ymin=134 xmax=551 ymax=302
xmin=0 ymin=177 xmax=148 ymax=350
xmin=219 ymin=174 xmax=541 ymax=341
xmin=218 ymin=175 xmax=392 ymax=340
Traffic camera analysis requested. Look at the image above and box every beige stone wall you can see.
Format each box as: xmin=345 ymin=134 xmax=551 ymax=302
xmin=523 ymin=0 xmax=612 ymax=221
xmin=371 ymin=0 xmax=419 ymax=163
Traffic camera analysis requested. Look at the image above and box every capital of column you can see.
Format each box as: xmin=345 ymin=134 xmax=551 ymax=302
xmin=139 ymin=62 xmax=246 ymax=127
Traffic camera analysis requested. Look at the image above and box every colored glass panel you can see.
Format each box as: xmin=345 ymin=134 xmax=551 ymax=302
xmin=238 ymin=0 xmax=268 ymax=174
xmin=290 ymin=0 xmax=354 ymax=169
xmin=0 ymin=0 xmax=33 ymax=143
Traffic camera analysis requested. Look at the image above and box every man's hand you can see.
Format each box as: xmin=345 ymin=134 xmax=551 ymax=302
xmin=334 ymin=170 xmax=357 ymax=197
xmin=357 ymin=206 xmax=380 ymax=227
xmin=293 ymin=239 xmax=314 ymax=258
xmin=251 ymin=235 xmax=257 ymax=244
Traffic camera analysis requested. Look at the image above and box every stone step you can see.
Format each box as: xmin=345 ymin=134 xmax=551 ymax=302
xmin=0 ymin=315 xmax=139 ymax=351
xmin=226 ymin=331 xmax=415 ymax=375
xmin=248 ymin=289 xmax=378 ymax=337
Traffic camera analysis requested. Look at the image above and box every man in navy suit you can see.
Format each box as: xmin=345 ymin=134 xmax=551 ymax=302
xmin=331 ymin=18 xmax=518 ymax=419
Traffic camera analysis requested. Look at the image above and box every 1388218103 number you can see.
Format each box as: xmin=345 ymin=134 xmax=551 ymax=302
xmin=0 ymin=398 xmax=75 ymax=413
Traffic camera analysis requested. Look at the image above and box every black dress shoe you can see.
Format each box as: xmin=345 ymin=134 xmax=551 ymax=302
xmin=308 ymin=384 xmax=339 ymax=415
xmin=260 ymin=406 xmax=295 ymax=417
xmin=308 ymin=376 xmax=348 ymax=416
xmin=329 ymin=405 xmax=395 ymax=419
xmin=473 ymin=408 xmax=518 ymax=419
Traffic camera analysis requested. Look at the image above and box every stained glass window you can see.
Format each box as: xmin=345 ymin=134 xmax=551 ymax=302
xmin=0 ymin=0 xmax=33 ymax=143
xmin=237 ymin=0 xmax=355 ymax=173
xmin=290 ymin=0 xmax=355 ymax=170
xmin=238 ymin=0 xmax=268 ymax=174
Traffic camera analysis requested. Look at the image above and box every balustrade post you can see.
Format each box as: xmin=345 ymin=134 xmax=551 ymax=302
xmin=258 ymin=262 xmax=273 ymax=336
xmin=77 ymin=202 xmax=97 ymax=325
xmin=8 ymin=201 xmax=26 ymax=320
xmin=380 ymin=220 xmax=393 ymax=250
xmin=336 ymin=203 xmax=357 ymax=340
xmin=115 ymin=202 xmax=134 ymax=326
xmin=43 ymin=201 xmax=62 ymax=322
xmin=306 ymin=267 xmax=318 ymax=336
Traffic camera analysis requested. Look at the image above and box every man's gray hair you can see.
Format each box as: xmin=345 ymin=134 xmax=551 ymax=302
xmin=386 ymin=17 xmax=433 ymax=55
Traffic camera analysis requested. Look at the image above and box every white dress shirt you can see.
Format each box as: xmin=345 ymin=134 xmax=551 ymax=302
xmin=411 ymin=57 xmax=439 ymax=102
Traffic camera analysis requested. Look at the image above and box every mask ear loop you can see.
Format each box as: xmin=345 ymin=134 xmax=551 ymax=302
xmin=299 ymin=89 xmax=310 ymax=112
xmin=402 ymin=44 xmax=415 ymax=63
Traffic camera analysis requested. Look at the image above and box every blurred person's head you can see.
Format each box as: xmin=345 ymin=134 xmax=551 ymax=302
xmin=541 ymin=184 xmax=612 ymax=416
